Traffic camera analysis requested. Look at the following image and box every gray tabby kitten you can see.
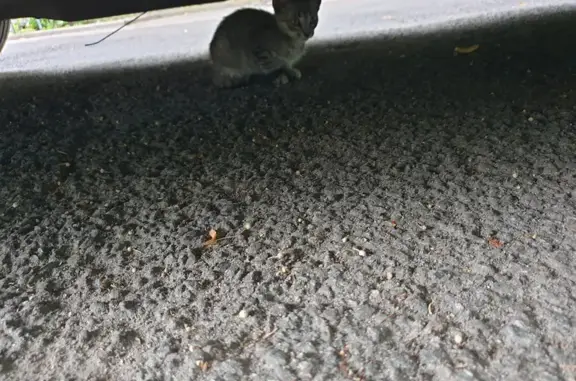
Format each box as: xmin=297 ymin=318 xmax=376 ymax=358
xmin=209 ymin=0 xmax=321 ymax=88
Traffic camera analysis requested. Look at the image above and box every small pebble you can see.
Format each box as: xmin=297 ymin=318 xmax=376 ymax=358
xmin=386 ymin=272 xmax=394 ymax=280
xmin=244 ymin=222 xmax=252 ymax=230
xmin=238 ymin=309 xmax=248 ymax=319
xmin=341 ymin=236 xmax=348 ymax=243
xmin=454 ymin=333 xmax=464 ymax=344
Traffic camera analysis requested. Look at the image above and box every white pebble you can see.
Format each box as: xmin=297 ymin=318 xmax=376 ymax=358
xmin=238 ymin=309 xmax=248 ymax=319
xmin=243 ymin=222 xmax=252 ymax=230
xmin=454 ymin=333 xmax=464 ymax=344
xmin=386 ymin=272 xmax=393 ymax=280
xmin=341 ymin=236 xmax=348 ymax=243
xmin=512 ymin=172 xmax=518 ymax=178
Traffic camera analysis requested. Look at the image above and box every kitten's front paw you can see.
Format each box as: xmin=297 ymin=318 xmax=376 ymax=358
xmin=213 ymin=73 xmax=247 ymax=89
xmin=287 ymin=68 xmax=302 ymax=80
xmin=273 ymin=68 xmax=301 ymax=86
xmin=274 ymin=73 xmax=290 ymax=86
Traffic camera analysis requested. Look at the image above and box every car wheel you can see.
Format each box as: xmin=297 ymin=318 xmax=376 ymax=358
xmin=0 ymin=19 xmax=10 ymax=54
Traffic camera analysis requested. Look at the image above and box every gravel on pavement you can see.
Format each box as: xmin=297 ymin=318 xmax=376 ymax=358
xmin=1 ymin=10 xmax=576 ymax=381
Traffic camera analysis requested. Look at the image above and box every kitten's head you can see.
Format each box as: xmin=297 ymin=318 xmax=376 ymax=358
xmin=273 ymin=0 xmax=321 ymax=40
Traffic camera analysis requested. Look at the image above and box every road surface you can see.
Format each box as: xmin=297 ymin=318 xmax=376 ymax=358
xmin=1 ymin=0 xmax=575 ymax=73
xmin=1 ymin=2 xmax=576 ymax=381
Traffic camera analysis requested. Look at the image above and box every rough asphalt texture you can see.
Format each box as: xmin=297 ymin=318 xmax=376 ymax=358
xmin=2 ymin=10 xmax=576 ymax=381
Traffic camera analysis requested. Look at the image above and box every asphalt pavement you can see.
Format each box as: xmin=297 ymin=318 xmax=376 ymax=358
xmin=2 ymin=1 xmax=576 ymax=381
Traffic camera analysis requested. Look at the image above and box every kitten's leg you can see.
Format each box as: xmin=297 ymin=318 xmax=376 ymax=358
xmin=212 ymin=66 xmax=249 ymax=89
xmin=284 ymin=66 xmax=301 ymax=80
xmin=253 ymin=49 xmax=293 ymax=85
xmin=274 ymin=72 xmax=290 ymax=86
xmin=252 ymin=49 xmax=303 ymax=86
xmin=273 ymin=66 xmax=301 ymax=86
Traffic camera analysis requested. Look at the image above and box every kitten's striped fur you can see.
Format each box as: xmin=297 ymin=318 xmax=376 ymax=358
xmin=209 ymin=0 xmax=321 ymax=88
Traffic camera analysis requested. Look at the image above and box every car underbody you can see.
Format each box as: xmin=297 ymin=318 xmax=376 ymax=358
xmin=0 ymin=0 xmax=225 ymax=21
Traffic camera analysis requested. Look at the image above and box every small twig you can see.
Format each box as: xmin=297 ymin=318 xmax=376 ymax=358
xmin=428 ymin=301 xmax=435 ymax=315
xmin=260 ymin=326 xmax=278 ymax=341
xmin=244 ymin=326 xmax=278 ymax=349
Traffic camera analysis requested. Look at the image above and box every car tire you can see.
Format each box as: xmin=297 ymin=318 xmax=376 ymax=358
xmin=0 ymin=19 xmax=10 ymax=54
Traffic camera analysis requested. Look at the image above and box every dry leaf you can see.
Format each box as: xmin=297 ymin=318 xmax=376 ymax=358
xmin=203 ymin=229 xmax=218 ymax=247
xmin=488 ymin=237 xmax=504 ymax=248
xmin=196 ymin=360 xmax=211 ymax=371
xmin=454 ymin=44 xmax=480 ymax=54
xmin=391 ymin=220 xmax=398 ymax=229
